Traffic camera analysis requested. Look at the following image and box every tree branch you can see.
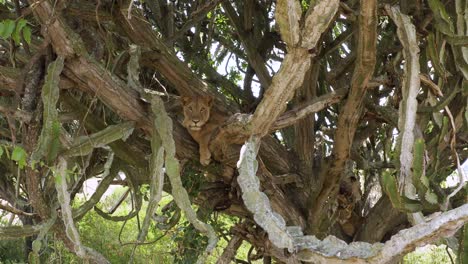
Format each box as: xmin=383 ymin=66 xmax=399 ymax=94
xmin=216 ymin=235 xmax=243 ymax=264
xmin=236 ymin=129 xmax=468 ymax=263
xmin=307 ymin=0 xmax=377 ymax=234
xmin=222 ymin=2 xmax=272 ymax=88
xmin=151 ymin=96 xmax=218 ymax=263
xmin=271 ymin=88 xmax=347 ymax=130
xmin=249 ymin=0 xmax=339 ymax=137
xmin=0 ymin=202 xmax=36 ymax=217
xmin=296 ymin=204 xmax=468 ymax=263
xmin=166 ymin=0 xmax=224 ymax=43
xmin=386 ymin=5 xmax=421 ymax=196
xmin=113 ymin=6 xmax=235 ymax=113
xmin=236 ymin=136 xmax=295 ymax=250
xmin=0 ymin=225 xmax=40 ymax=239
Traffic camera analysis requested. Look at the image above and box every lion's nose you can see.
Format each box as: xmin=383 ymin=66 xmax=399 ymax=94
xmin=193 ymin=119 xmax=200 ymax=124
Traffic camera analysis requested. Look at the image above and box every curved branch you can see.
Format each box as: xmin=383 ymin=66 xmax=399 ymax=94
xmin=94 ymin=188 xmax=142 ymax=222
xmin=296 ymin=204 xmax=468 ymax=263
xmin=73 ymin=154 xmax=117 ymax=221
xmin=0 ymin=202 xmax=36 ymax=217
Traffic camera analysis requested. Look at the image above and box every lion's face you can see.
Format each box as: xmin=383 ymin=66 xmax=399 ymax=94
xmin=181 ymin=96 xmax=213 ymax=131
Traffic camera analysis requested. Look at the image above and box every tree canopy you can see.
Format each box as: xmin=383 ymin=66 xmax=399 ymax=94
xmin=0 ymin=0 xmax=467 ymax=263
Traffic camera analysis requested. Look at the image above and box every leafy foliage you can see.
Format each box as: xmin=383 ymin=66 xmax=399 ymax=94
xmin=0 ymin=18 xmax=31 ymax=45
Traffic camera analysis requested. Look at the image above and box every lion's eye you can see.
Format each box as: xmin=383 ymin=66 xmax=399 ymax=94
xmin=200 ymin=107 xmax=205 ymax=112
xmin=188 ymin=107 xmax=193 ymax=112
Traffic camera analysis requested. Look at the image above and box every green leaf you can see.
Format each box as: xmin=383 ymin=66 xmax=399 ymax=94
xmin=17 ymin=18 xmax=27 ymax=30
xmin=11 ymin=146 xmax=27 ymax=169
xmin=22 ymin=25 xmax=31 ymax=45
xmin=12 ymin=30 xmax=20 ymax=44
xmin=0 ymin=19 xmax=15 ymax=39
xmin=12 ymin=18 xmax=27 ymax=44
xmin=0 ymin=146 xmax=3 ymax=158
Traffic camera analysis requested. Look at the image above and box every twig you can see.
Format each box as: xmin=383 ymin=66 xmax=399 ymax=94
xmin=446 ymin=245 xmax=455 ymax=264
xmin=420 ymin=74 xmax=466 ymax=210
xmin=166 ymin=0 xmax=225 ymax=43
xmin=443 ymin=105 xmax=466 ymax=210
xmin=0 ymin=202 xmax=36 ymax=217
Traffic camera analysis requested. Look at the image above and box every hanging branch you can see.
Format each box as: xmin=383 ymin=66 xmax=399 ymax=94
xmin=236 ymin=136 xmax=295 ymax=250
xmin=73 ymin=151 xmax=117 ymax=221
xmin=151 ymin=96 xmax=218 ymax=263
xmin=124 ymin=41 xmax=166 ymax=259
xmin=386 ymin=5 xmax=421 ymax=198
xmin=30 ymin=56 xmax=64 ymax=163
xmin=55 ymin=157 xmax=86 ymax=257
xmin=54 ymin=158 xmax=110 ymax=264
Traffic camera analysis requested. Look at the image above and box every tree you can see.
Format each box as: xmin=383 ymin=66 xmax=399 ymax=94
xmin=0 ymin=0 xmax=467 ymax=263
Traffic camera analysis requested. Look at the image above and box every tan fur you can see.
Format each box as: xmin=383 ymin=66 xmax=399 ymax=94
xmin=181 ymin=96 xmax=224 ymax=166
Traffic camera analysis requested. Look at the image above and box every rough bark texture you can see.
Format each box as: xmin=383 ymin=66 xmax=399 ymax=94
xmin=386 ymin=5 xmax=421 ymax=197
xmin=307 ymin=0 xmax=377 ymax=235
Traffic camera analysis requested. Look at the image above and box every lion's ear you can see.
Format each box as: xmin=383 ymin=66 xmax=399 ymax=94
xmin=204 ymin=95 xmax=214 ymax=107
xmin=181 ymin=96 xmax=191 ymax=106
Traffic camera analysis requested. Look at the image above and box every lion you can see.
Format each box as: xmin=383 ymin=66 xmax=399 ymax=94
xmin=181 ymin=95 xmax=226 ymax=166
